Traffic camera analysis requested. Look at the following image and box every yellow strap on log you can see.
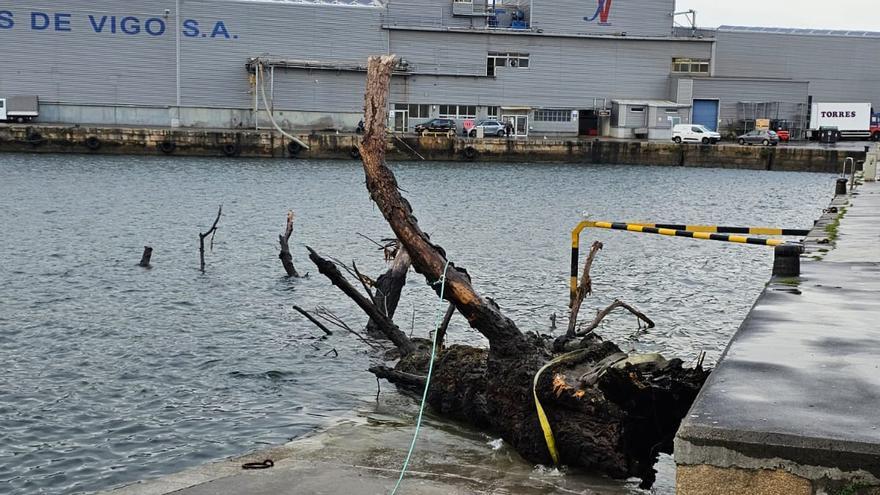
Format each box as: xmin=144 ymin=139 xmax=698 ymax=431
xmin=532 ymin=349 xmax=590 ymax=466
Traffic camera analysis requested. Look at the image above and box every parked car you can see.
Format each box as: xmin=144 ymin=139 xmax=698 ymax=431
xmin=468 ymin=119 xmax=506 ymax=138
xmin=737 ymin=130 xmax=779 ymax=146
xmin=672 ymin=124 xmax=721 ymax=144
xmin=415 ymin=118 xmax=457 ymax=136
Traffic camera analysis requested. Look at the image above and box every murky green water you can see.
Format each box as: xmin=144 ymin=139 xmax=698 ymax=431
xmin=0 ymin=153 xmax=833 ymax=494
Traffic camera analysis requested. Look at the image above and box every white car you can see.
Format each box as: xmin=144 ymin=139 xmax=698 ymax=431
xmin=672 ymin=124 xmax=721 ymax=145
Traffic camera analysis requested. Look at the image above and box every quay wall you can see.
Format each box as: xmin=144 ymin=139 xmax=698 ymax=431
xmin=0 ymin=124 xmax=862 ymax=172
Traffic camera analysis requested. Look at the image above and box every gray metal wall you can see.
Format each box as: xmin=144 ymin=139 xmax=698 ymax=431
xmin=389 ymin=30 xmax=712 ymax=107
xmin=532 ymin=0 xmax=674 ymax=37
xmin=714 ymin=30 xmax=880 ymax=108
xmin=0 ymin=0 xmax=386 ymax=114
xmin=690 ymin=77 xmax=809 ymax=129
xmin=384 ymin=0 xmax=479 ymax=29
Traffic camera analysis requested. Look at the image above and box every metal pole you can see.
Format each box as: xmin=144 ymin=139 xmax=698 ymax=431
xmin=270 ymin=66 xmax=275 ymax=114
xmin=254 ymin=64 xmax=259 ymax=131
xmin=175 ymin=0 xmax=181 ymax=108
xmin=174 ymin=0 xmax=181 ymax=127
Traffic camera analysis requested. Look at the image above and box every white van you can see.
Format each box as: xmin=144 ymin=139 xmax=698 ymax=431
xmin=672 ymin=124 xmax=721 ymax=145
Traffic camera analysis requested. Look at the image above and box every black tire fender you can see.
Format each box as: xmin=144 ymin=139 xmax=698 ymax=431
xmin=26 ymin=132 xmax=45 ymax=146
xmin=349 ymin=146 xmax=361 ymax=159
xmin=287 ymin=140 xmax=303 ymax=157
xmin=221 ymin=142 xmax=240 ymax=157
xmin=158 ymin=140 xmax=176 ymax=154
xmin=463 ymin=145 xmax=478 ymax=161
xmin=85 ymin=136 xmax=101 ymax=151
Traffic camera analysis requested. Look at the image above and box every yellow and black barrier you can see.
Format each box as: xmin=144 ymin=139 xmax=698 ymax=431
xmin=570 ymin=220 xmax=807 ymax=300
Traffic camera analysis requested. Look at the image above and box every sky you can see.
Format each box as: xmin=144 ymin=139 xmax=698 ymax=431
xmin=674 ymin=0 xmax=880 ymax=31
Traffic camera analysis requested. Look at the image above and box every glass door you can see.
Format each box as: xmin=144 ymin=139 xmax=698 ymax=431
xmin=390 ymin=110 xmax=409 ymax=133
xmin=502 ymin=115 xmax=528 ymax=137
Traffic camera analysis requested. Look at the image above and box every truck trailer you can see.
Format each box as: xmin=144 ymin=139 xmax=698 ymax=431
xmin=808 ymin=102 xmax=876 ymax=140
xmin=0 ymin=96 xmax=40 ymax=123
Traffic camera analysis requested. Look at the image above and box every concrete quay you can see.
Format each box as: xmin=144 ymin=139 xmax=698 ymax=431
xmin=676 ymin=179 xmax=880 ymax=495
xmin=0 ymin=122 xmax=868 ymax=172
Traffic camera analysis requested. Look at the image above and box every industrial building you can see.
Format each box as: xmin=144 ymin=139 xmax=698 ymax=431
xmin=0 ymin=0 xmax=878 ymax=139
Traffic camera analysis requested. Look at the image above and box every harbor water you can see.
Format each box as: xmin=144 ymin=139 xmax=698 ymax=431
xmin=0 ymin=153 xmax=832 ymax=494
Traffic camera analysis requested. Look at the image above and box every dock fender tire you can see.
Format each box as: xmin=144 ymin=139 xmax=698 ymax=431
xmin=349 ymin=146 xmax=361 ymax=159
xmin=463 ymin=145 xmax=478 ymax=161
xmin=469 ymin=130 xmax=477 ymax=138
xmin=287 ymin=141 xmax=302 ymax=157
xmin=221 ymin=142 xmax=240 ymax=157
xmin=159 ymin=140 xmax=176 ymax=154
xmin=738 ymin=138 xmax=746 ymax=145
xmin=702 ymin=137 xmax=710 ymax=145
xmin=84 ymin=136 xmax=102 ymax=151
xmin=673 ymin=137 xmax=682 ymax=144
xmin=26 ymin=132 xmax=45 ymax=146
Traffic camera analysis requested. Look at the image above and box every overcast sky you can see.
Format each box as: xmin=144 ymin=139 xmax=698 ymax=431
xmin=674 ymin=0 xmax=880 ymax=31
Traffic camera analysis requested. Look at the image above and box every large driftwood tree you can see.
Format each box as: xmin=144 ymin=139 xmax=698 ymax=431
xmin=308 ymin=55 xmax=708 ymax=487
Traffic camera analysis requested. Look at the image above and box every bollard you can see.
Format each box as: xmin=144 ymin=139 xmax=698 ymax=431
xmin=773 ymin=243 xmax=803 ymax=277
xmin=836 ymin=178 xmax=849 ymax=195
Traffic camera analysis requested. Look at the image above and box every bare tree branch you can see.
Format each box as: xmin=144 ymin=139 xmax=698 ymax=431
xmin=199 ymin=205 xmax=223 ymax=273
xmin=576 ymin=299 xmax=655 ymax=337
xmin=292 ymin=305 xmax=332 ymax=336
xmin=567 ymin=241 xmax=604 ymax=338
xmin=279 ymin=210 xmax=300 ymax=277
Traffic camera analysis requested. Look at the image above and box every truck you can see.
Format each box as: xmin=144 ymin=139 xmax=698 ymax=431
xmin=872 ymin=112 xmax=880 ymax=141
xmin=0 ymin=96 xmax=40 ymax=123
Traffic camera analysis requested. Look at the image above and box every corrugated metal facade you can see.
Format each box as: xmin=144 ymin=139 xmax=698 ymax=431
xmin=689 ymin=77 xmax=809 ymax=130
xmin=714 ymin=29 xmax=880 ymax=108
xmin=0 ymin=1 xmax=877 ymax=133
xmin=532 ymin=0 xmax=674 ymax=37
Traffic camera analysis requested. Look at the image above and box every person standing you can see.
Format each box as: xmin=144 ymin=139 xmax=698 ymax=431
xmin=505 ymin=120 xmax=513 ymax=138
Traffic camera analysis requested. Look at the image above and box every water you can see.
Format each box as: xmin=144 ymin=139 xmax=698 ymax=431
xmin=0 ymin=153 xmax=832 ymax=494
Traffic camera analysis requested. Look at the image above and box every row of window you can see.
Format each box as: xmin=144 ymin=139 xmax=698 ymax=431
xmin=485 ymin=54 xmax=709 ymax=77
xmin=393 ymin=104 xmax=501 ymax=119
xmin=672 ymin=57 xmax=710 ymax=74
xmin=487 ymin=52 xmax=530 ymax=76
xmin=533 ymin=109 xmax=572 ymax=122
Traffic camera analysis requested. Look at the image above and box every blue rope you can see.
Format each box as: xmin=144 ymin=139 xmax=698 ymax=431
xmin=389 ymin=261 xmax=451 ymax=495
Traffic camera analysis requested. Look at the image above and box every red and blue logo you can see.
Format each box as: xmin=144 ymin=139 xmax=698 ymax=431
xmin=584 ymin=0 xmax=613 ymax=25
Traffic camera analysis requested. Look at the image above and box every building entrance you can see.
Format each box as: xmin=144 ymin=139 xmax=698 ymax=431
xmin=578 ymin=110 xmax=599 ymax=136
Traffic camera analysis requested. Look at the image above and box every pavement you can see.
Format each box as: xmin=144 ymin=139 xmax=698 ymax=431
xmin=99 ymin=394 xmax=645 ymax=495
xmin=676 ymin=179 xmax=880 ymax=481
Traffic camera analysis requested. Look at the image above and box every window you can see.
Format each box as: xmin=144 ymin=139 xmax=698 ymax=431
xmin=487 ymin=52 xmax=530 ymax=76
xmin=672 ymin=58 xmax=710 ymax=74
xmin=534 ymin=109 xmax=572 ymax=122
xmin=393 ymin=104 xmax=430 ymax=118
xmin=692 ymin=126 xmax=704 ymax=133
xmin=487 ymin=106 xmax=499 ymax=118
xmin=630 ymin=107 xmax=645 ymax=113
xmin=665 ymin=108 xmax=680 ymax=114
xmin=438 ymin=105 xmax=476 ymax=119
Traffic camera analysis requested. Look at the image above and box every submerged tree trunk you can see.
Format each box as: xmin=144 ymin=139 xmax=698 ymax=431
xmin=279 ymin=210 xmax=300 ymax=277
xmin=366 ymin=247 xmax=410 ymax=338
xmin=311 ymin=55 xmax=709 ymax=487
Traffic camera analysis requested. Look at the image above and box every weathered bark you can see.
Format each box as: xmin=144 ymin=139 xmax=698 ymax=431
xmin=279 ymin=211 xmax=300 ymax=277
xmin=434 ymin=303 xmax=456 ymax=349
xmin=312 ymin=55 xmax=710 ymax=487
xmin=568 ymin=241 xmax=603 ymax=337
xmin=199 ymin=206 xmax=222 ymax=273
xmin=307 ymin=247 xmax=416 ymax=355
xmin=139 ymin=246 xmax=153 ymax=267
xmin=366 ymin=247 xmax=411 ymax=338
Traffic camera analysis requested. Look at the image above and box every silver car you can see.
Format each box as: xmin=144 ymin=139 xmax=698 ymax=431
xmin=737 ymin=130 xmax=779 ymax=146
xmin=468 ymin=119 xmax=506 ymax=138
